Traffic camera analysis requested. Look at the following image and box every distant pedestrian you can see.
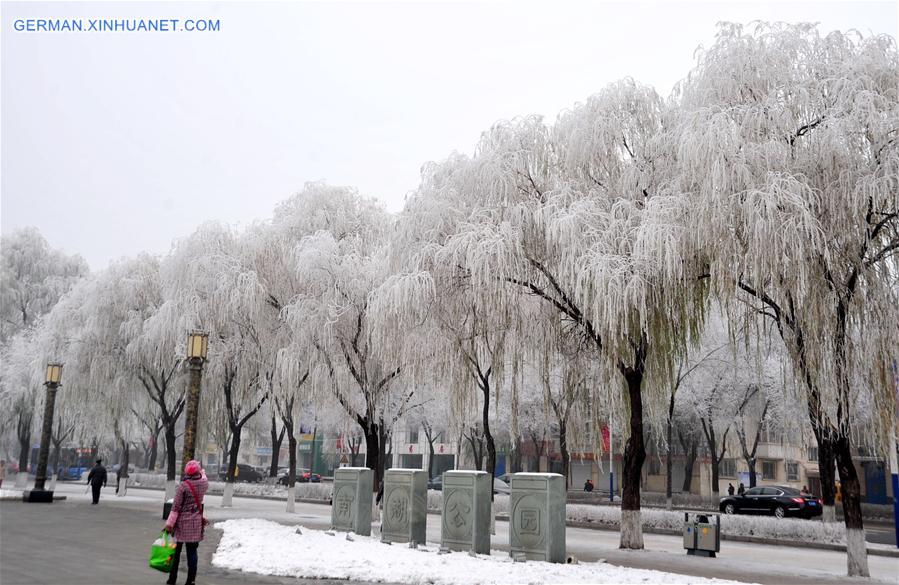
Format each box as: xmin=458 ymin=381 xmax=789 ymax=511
xmin=0 ymin=459 xmax=5 ymax=488
xmin=800 ymin=485 xmax=809 ymax=495
xmin=87 ymin=459 xmax=107 ymax=504
xmin=737 ymin=482 xmax=745 ymax=496
xmin=164 ymin=460 xmax=208 ymax=585
xmin=727 ymin=483 xmax=734 ymax=496
xmin=583 ymin=478 xmax=594 ymax=492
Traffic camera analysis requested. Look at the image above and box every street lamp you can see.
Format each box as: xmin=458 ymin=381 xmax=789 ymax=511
xmin=180 ymin=330 xmax=209 ymax=471
xmin=25 ymin=363 xmax=63 ymax=503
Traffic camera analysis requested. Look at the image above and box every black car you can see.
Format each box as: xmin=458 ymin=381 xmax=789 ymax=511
xmin=218 ymin=463 xmax=265 ymax=483
xmin=427 ymin=476 xmax=443 ymax=491
xmin=719 ymin=485 xmax=822 ymax=519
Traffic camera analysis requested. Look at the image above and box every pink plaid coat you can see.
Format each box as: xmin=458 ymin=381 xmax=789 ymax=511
xmin=165 ymin=471 xmax=208 ymax=543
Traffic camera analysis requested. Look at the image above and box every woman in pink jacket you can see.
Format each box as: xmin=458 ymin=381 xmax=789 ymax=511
xmin=164 ymin=460 xmax=208 ymax=585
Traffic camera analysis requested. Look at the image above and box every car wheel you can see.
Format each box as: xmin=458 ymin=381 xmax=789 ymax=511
xmin=774 ymin=506 xmax=785 ymax=519
xmin=724 ymin=503 xmax=735 ymax=514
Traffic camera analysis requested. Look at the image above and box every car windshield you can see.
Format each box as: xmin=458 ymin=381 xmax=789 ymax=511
xmin=779 ymin=487 xmax=800 ymax=495
xmin=744 ymin=487 xmax=763 ymax=496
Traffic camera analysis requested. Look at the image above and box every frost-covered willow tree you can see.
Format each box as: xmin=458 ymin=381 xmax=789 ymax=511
xmin=90 ymin=254 xmax=191 ymax=493
xmin=282 ymin=184 xmax=411 ymax=492
xmin=164 ymin=222 xmax=274 ymax=506
xmin=0 ymin=227 xmax=88 ymax=343
xmin=677 ymin=23 xmax=899 ymax=576
xmin=0 ymin=227 xmax=87 ymax=477
xmin=401 ymin=81 xmax=705 ymax=548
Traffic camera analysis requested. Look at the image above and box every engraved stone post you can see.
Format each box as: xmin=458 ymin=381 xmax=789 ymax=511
xmin=331 ymin=467 xmax=373 ymax=536
xmin=440 ymin=470 xmax=490 ymax=554
xmin=509 ymin=472 xmax=566 ymax=563
xmin=381 ymin=468 xmax=427 ymax=544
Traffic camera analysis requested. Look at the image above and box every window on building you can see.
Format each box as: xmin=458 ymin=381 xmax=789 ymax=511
xmin=719 ymin=459 xmax=736 ymax=478
xmin=762 ymin=460 xmax=777 ymax=480
xmin=807 ymin=446 xmax=818 ymax=462
xmin=786 ymin=462 xmax=799 ymax=481
xmin=407 ymin=426 xmax=419 ymax=444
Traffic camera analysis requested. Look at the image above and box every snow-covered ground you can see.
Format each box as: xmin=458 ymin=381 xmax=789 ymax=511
xmin=212 ymin=518 xmax=751 ymax=585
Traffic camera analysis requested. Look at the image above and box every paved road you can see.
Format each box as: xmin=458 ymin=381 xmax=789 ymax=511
xmin=3 ymin=483 xmax=896 ymax=585
xmin=0 ymin=494 xmax=377 ymax=585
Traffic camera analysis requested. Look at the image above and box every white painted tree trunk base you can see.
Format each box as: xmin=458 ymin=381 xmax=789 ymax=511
xmin=49 ymin=474 xmax=58 ymax=491
xmin=15 ymin=472 xmax=28 ymax=488
xmin=711 ymin=491 xmax=720 ymax=507
xmin=665 ymin=497 xmax=672 ymax=511
xmin=822 ymin=505 xmax=836 ymax=522
xmin=221 ymin=482 xmax=234 ymax=507
xmin=619 ymin=509 xmax=644 ymax=549
xmin=845 ymin=528 xmax=869 ymax=577
xmin=286 ymin=486 xmax=296 ymax=513
xmin=164 ymin=480 xmax=176 ymax=500
xmin=116 ymin=477 xmax=128 ymax=497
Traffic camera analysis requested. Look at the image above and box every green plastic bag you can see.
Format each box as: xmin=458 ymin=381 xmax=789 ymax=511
xmin=149 ymin=530 xmax=176 ymax=573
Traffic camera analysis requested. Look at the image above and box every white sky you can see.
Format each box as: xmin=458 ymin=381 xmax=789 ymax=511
xmin=2 ymin=0 xmax=897 ymax=269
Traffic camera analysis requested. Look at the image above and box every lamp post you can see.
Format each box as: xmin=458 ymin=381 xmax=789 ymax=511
xmin=25 ymin=363 xmax=63 ymax=503
xmin=180 ymin=331 xmax=208 ymax=470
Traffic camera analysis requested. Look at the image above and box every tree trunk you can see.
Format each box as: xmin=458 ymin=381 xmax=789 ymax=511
xmin=620 ymin=367 xmax=646 ymax=549
xmin=117 ymin=439 xmax=130 ymax=497
xmin=559 ymin=422 xmax=570 ymax=490
xmin=147 ymin=433 xmax=159 ymax=472
xmin=286 ymin=428 xmax=297 ymax=513
xmin=834 ymin=434 xmax=868 ymax=577
xmin=269 ymin=414 xmax=285 ymax=477
xmin=815 ymin=431 xmax=837 ymax=522
xmin=482 ymin=384 xmax=497 ymax=498
xmin=164 ymin=426 xmax=177 ymax=482
xmin=682 ymin=439 xmax=697 ymax=492
xmin=665 ymin=392 xmax=675 ymax=509
xmin=364 ymin=422 xmax=381 ymax=493
xmin=747 ymin=458 xmax=757 ymax=488
xmin=17 ymin=419 xmax=31 ymax=473
xmin=427 ymin=437 xmax=435 ymax=479
xmin=222 ymin=430 xmax=241 ymax=507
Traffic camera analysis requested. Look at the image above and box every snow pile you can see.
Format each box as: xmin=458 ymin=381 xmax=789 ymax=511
xmin=130 ymin=473 xmax=331 ymax=500
xmin=212 ymin=518 xmax=750 ymax=585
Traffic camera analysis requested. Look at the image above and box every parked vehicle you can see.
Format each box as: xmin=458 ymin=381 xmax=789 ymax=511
xmin=218 ymin=463 xmax=265 ymax=483
xmin=427 ymin=476 xmax=443 ymax=491
xmin=719 ymin=485 xmax=822 ymax=519
xmin=277 ymin=468 xmax=321 ymax=485
xmin=492 ymin=477 xmax=511 ymax=495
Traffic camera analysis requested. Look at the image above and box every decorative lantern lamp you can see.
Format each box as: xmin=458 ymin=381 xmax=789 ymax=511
xmin=187 ymin=330 xmax=209 ymax=360
xmin=45 ymin=363 xmax=63 ymax=385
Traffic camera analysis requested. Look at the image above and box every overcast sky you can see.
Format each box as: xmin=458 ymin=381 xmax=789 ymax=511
xmin=2 ymin=0 xmax=896 ymax=269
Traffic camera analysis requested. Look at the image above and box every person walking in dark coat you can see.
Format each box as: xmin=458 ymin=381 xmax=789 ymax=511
xmin=87 ymin=459 xmax=107 ymax=504
xmin=737 ymin=482 xmax=746 ymax=496
xmin=164 ymin=460 xmax=209 ymax=585
xmin=727 ymin=483 xmax=735 ymax=496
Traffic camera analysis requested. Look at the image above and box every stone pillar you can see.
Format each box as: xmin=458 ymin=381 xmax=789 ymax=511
xmin=441 ymin=470 xmax=490 ymax=554
xmin=509 ymin=472 xmax=566 ymax=563
xmin=381 ymin=468 xmax=427 ymax=544
xmin=331 ymin=467 xmax=373 ymax=536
